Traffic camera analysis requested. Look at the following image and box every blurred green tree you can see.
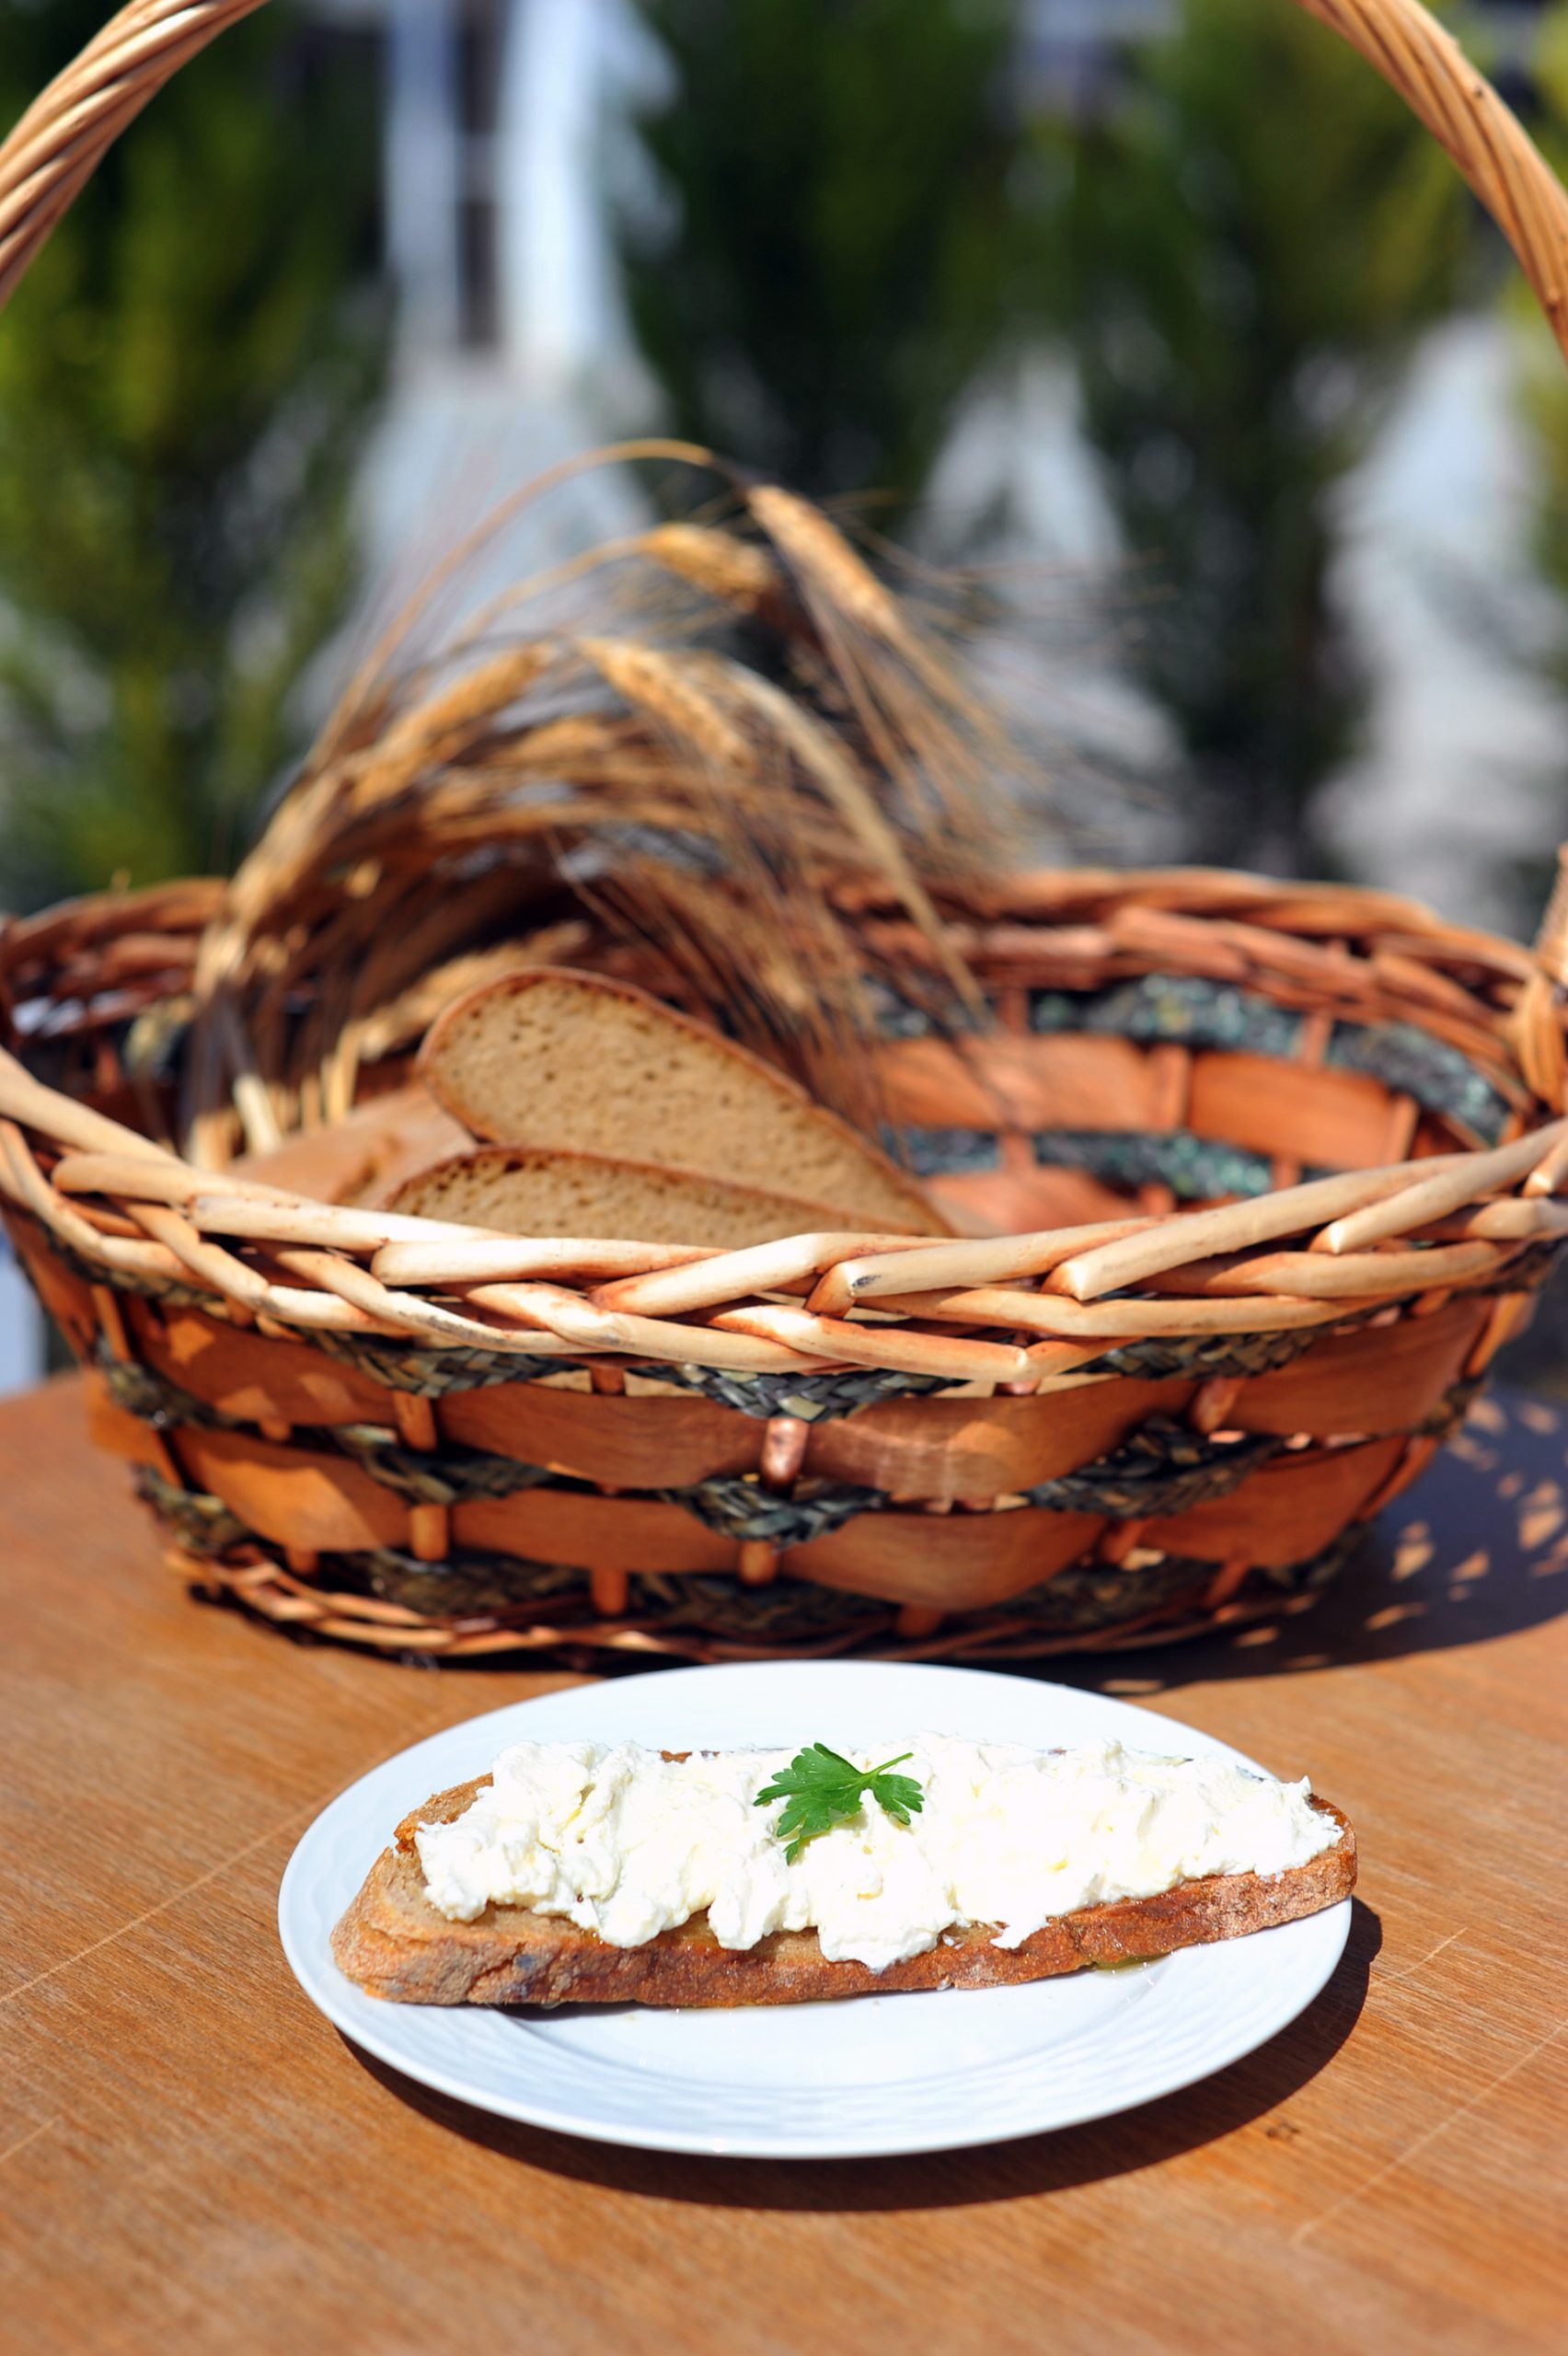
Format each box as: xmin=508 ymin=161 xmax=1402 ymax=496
xmin=617 ymin=0 xmax=1027 ymax=522
xmin=1042 ymin=0 xmax=1468 ymax=872
xmin=0 ymin=1 xmax=386 ymax=909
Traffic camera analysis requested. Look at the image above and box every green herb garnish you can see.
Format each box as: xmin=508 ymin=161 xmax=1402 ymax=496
xmin=755 ymin=1743 xmax=926 ymax=1863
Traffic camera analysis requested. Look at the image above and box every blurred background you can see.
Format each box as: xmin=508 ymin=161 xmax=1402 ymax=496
xmin=3 ymin=0 xmax=1568 ymax=1385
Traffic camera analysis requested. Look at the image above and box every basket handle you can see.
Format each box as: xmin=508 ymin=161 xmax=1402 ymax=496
xmin=0 ymin=3 xmax=268 ymax=314
xmin=3 ymin=0 xmax=1566 ymax=344
xmin=0 ymin=0 xmax=1564 ymax=341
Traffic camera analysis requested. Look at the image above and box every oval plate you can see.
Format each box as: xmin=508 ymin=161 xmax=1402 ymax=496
xmin=278 ymin=1659 xmax=1351 ymax=2159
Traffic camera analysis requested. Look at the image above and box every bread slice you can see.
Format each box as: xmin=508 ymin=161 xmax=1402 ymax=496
xmin=384 ymin=1142 xmax=890 ymax=1247
xmin=419 ymin=966 xmax=948 ymax=1235
xmin=231 ymin=1081 xmax=470 ymax=1208
xmin=330 ymin=1774 xmax=1356 ymax=2009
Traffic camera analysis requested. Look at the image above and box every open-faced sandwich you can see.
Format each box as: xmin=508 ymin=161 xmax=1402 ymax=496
xmin=331 ymin=1733 xmax=1355 ymax=2008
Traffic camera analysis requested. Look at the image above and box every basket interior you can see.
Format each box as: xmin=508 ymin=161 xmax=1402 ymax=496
xmin=869 ymin=969 xmax=1503 ymax=1239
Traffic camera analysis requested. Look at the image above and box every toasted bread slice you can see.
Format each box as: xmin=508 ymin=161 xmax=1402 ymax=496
xmin=232 ymin=1081 xmax=470 ymax=1208
xmin=330 ymin=1774 xmax=1356 ymax=2009
xmin=419 ymin=966 xmax=948 ymax=1235
xmin=383 ymin=1142 xmax=887 ymax=1247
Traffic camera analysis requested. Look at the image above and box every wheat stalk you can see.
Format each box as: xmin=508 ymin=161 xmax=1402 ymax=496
xmin=180 ymin=448 xmax=1040 ymax=1161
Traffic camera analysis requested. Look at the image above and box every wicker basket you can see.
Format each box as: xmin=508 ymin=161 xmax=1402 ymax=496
xmin=4 ymin=0 xmax=1568 ymax=1667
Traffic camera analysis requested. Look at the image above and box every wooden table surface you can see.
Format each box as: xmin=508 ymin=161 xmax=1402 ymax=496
xmin=1 ymin=1373 xmax=1564 ymax=2356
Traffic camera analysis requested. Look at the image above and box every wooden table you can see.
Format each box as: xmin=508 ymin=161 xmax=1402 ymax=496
xmin=1 ymin=1373 xmax=1563 ymax=2355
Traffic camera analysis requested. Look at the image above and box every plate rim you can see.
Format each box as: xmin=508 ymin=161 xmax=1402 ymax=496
xmin=277 ymin=1660 xmax=1354 ymax=2160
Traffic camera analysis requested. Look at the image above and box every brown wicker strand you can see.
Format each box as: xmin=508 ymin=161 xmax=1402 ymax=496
xmin=1297 ymin=0 xmax=1568 ymax=358
xmin=0 ymin=2 xmax=270 ymax=311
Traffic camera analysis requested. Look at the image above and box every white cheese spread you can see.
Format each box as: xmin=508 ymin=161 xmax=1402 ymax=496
xmin=414 ymin=1734 xmax=1343 ymax=1972
xmin=411 ymin=1734 xmax=1328 ymax=1969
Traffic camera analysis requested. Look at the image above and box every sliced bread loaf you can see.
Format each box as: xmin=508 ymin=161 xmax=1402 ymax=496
xmin=331 ymin=1773 xmax=1357 ymax=2009
xmin=419 ymin=967 xmax=947 ymax=1235
xmin=383 ymin=1142 xmax=889 ymax=1247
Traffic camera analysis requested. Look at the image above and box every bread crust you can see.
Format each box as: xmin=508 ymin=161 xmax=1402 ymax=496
xmin=418 ymin=965 xmax=949 ymax=1235
xmin=329 ymin=1773 xmax=1356 ymax=2009
xmin=382 ymin=1141 xmax=888 ymax=1243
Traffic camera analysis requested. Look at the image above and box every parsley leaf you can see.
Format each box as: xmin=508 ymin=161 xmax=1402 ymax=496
xmin=755 ymin=1742 xmax=926 ymax=1864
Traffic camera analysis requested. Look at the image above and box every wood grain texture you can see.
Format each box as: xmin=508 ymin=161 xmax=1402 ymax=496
xmin=0 ymin=1373 xmax=1564 ymax=2356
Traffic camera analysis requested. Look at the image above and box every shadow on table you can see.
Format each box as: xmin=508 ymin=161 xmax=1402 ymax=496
xmin=1044 ymin=1391 xmax=1568 ymax=1697
xmin=343 ymin=1897 xmax=1380 ymax=2212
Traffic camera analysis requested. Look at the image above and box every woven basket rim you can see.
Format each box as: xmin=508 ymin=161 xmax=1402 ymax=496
xmin=4 ymin=859 xmax=1566 ymax=1384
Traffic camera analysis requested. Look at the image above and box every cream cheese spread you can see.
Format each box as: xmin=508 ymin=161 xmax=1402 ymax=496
xmin=414 ymin=1734 xmax=1343 ymax=1972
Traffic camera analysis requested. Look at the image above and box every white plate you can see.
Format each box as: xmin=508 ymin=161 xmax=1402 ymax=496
xmin=278 ymin=1660 xmax=1351 ymax=2159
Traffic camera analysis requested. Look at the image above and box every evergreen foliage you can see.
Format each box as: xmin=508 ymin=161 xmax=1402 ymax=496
xmin=0 ymin=1 xmax=386 ymax=908
xmin=617 ymin=0 xmax=1028 ymax=520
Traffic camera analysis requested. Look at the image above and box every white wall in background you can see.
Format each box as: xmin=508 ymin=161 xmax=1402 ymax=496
xmin=497 ymin=0 xmax=650 ymax=392
xmin=1323 ymin=314 xmax=1564 ymax=933
xmin=924 ymin=318 xmax=1567 ymax=926
xmin=348 ymin=0 xmax=659 ymax=631
xmin=385 ymin=0 xmax=463 ymax=355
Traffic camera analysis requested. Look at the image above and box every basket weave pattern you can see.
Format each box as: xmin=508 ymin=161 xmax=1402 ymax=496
xmin=3 ymin=0 xmax=1568 ymax=1661
xmin=5 ymin=865 xmax=1566 ymax=1660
